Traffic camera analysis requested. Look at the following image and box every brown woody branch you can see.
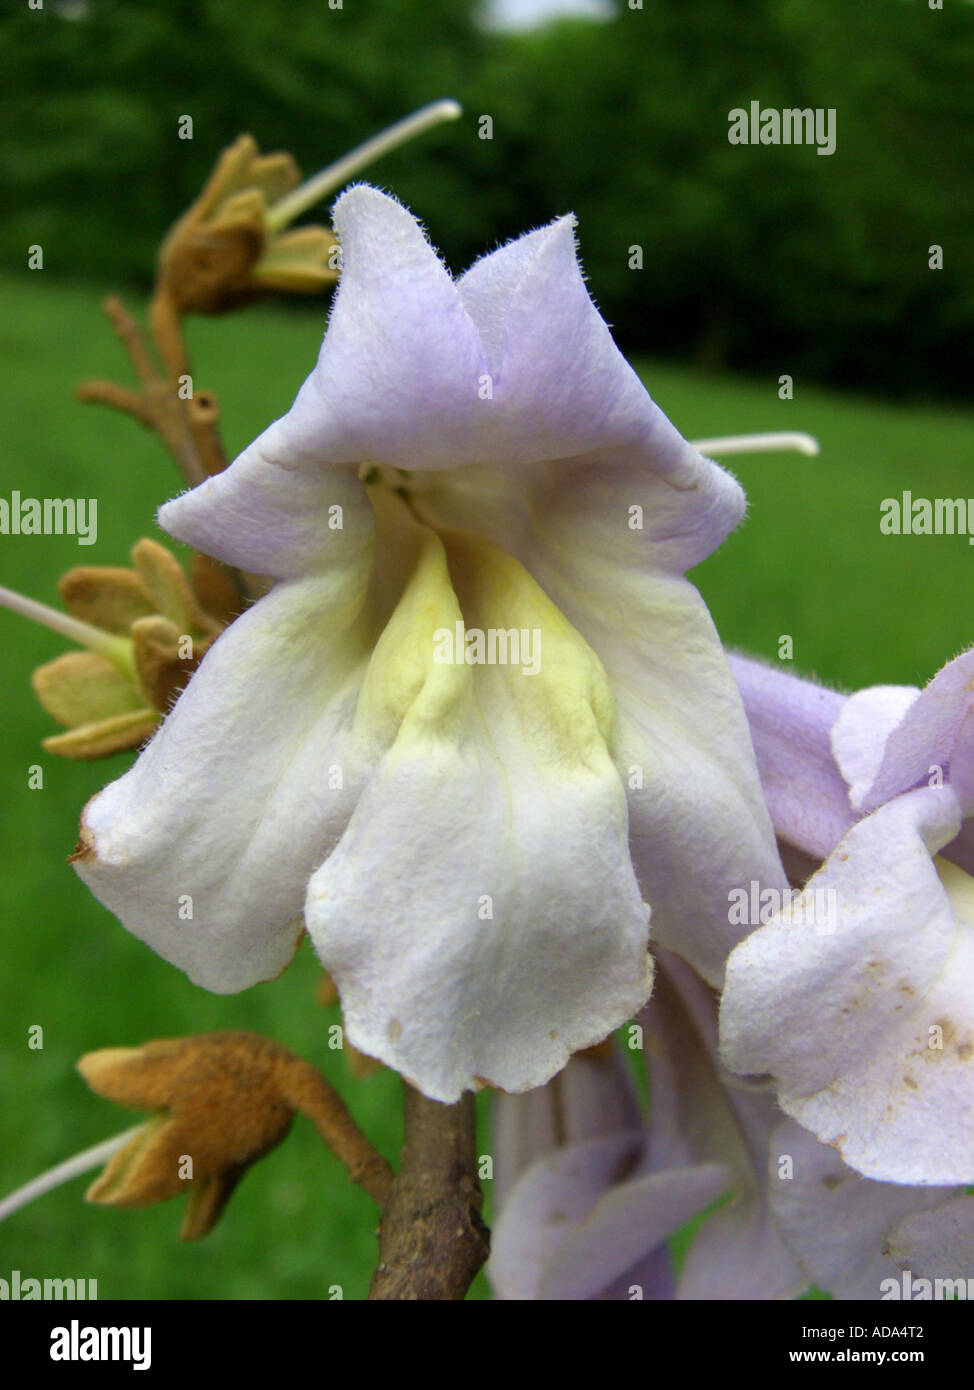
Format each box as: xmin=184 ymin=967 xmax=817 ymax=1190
xmin=369 ymin=1085 xmax=489 ymax=1300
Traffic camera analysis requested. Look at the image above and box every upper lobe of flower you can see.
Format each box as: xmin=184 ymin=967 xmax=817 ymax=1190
xmin=159 ymin=185 xmax=742 ymax=579
xmin=831 ymin=647 xmax=974 ymax=832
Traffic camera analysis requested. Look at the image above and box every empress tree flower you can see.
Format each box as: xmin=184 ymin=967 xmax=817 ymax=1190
xmin=73 ymin=186 xmax=783 ymax=1102
xmin=886 ymin=1191 xmax=974 ymax=1286
xmin=489 ymin=950 xmax=804 ymax=1300
xmin=721 ymin=648 xmax=974 ymax=1184
xmin=767 ymin=1117 xmax=963 ymax=1300
xmin=490 ymin=949 xmax=957 ymax=1300
xmin=487 ymin=1039 xmax=725 ymax=1301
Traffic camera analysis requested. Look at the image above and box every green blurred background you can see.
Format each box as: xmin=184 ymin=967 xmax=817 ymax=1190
xmin=4 ymin=0 xmax=973 ymax=395
xmin=0 ymin=0 xmax=972 ymax=1300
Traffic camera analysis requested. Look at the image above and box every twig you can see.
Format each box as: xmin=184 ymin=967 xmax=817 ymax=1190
xmin=76 ymin=295 xmax=222 ymax=490
xmin=369 ymin=1085 xmax=489 ymax=1300
xmin=274 ymin=1052 xmax=394 ymax=1208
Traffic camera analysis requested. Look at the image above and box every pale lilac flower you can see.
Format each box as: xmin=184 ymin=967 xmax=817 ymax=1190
xmin=488 ymin=1048 xmax=726 ymax=1301
xmin=721 ymin=649 xmax=974 ymax=1184
xmin=491 ymin=949 xmax=957 ymax=1300
xmin=73 ymin=187 xmax=782 ymax=1101
xmin=488 ymin=1045 xmax=694 ymax=1300
xmin=767 ymin=1118 xmax=961 ymax=1300
xmin=489 ymin=951 xmax=805 ymax=1301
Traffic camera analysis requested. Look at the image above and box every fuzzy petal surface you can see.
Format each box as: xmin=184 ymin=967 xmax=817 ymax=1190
xmin=768 ymin=1119 xmax=958 ymax=1300
xmin=74 ymin=486 xmax=381 ymax=991
xmin=304 ymin=530 xmax=652 ymax=1100
xmin=728 ymin=653 xmax=854 ymax=861
xmin=721 ymin=787 xmax=974 ymax=1184
xmin=886 ymin=1194 xmax=974 ymax=1281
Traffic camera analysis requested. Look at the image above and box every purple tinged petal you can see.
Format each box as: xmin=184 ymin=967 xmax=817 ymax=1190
xmin=160 ymin=449 xmax=372 ymax=581
xmin=721 ymin=787 xmax=974 ymax=1185
xmin=302 ymin=186 xmax=488 ymax=469
xmin=489 ymin=1047 xmax=725 ymax=1301
xmin=489 ymin=1131 xmax=727 ymax=1301
xmin=727 ymin=652 xmax=854 ymax=861
xmin=768 ymin=1119 xmax=960 ymax=1300
xmin=537 ymin=1160 xmax=731 ymax=1301
xmin=598 ymin=1246 xmax=676 ymax=1303
xmin=491 ymin=1047 xmax=643 ymax=1213
xmin=859 ymin=647 xmax=974 ymax=817
xmin=830 ymin=684 xmax=919 ymax=810
xmin=643 ymin=951 xmax=806 ymax=1299
xmin=488 ymin=1132 xmax=646 ymax=1300
xmin=456 ymin=220 xmax=572 ymax=370
xmin=886 ymin=1193 xmax=974 ymax=1281
xmin=459 ymin=216 xmax=699 ymax=477
xmin=946 ymin=817 xmax=974 ymax=876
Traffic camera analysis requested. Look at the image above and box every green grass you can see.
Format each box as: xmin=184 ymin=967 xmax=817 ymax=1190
xmin=653 ymin=364 xmax=974 ymax=691
xmin=0 ymin=270 xmax=971 ymax=1300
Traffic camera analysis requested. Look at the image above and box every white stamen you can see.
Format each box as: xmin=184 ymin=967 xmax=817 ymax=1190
xmin=0 ymin=583 xmax=136 ymax=680
xmin=0 ymin=1126 xmax=145 ymax=1224
xmin=691 ymin=432 xmax=820 ymax=457
xmin=266 ymin=99 xmax=463 ymax=232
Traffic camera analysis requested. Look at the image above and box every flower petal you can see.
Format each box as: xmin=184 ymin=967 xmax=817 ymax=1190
xmin=768 ymin=1118 xmax=958 ymax=1300
xmin=859 ymin=647 xmax=974 ymax=818
xmin=489 ymin=1130 xmax=726 ymax=1300
xmin=73 ymin=501 xmax=382 ymax=990
xmin=643 ymin=952 xmax=805 ymax=1299
xmin=305 ymin=528 xmax=653 ymax=1101
xmin=491 ymin=1045 xmax=643 ymax=1212
xmin=290 ymin=185 xmax=488 ymax=470
xmin=159 ymin=442 xmax=372 ymax=582
xmin=886 ymin=1193 xmax=974 ymax=1281
xmin=458 ymin=216 xmax=695 ymax=477
xmin=539 ymin=470 xmax=785 ymax=984
xmin=413 ymin=455 xmax=782 ymax=984
xmin=728 ymin=653 xmax=854 ymax=862
xmin=538 ymin=1157 xmax=731 ymax=1301
xmin=830 ymin=683 xmax=920 ymax=810
xmin=721 ymin=787 xmax=974 ymax=1184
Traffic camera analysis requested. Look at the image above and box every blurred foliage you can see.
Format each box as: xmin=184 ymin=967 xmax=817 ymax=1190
xmin=1 ymin=0 xmax=971 ymax=399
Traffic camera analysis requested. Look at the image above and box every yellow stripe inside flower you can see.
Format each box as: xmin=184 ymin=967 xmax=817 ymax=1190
xmin=356 ymin=472 xmax=617 ymax=774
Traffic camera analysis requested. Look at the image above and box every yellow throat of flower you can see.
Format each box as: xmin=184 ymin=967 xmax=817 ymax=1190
xmin=355 ymin=466 xmax=618 ymax=769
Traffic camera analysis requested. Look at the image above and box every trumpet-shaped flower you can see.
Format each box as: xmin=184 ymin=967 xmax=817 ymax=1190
xmin=722 ymin=649 xmax=974 ymax=1184
xmin=490 ymin=951 xmax=957 ymax=1300
xmin=489 ymin=952 xmax=804 ymax=1300
xmin=73 ymin=186 xmax=782 ymax=1101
